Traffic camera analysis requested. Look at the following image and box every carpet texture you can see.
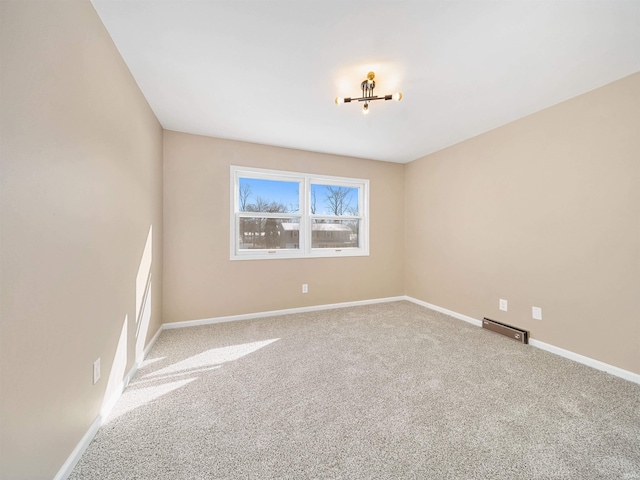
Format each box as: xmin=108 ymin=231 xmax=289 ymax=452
xmin=70 ymin=301 xmax=640 ymax=479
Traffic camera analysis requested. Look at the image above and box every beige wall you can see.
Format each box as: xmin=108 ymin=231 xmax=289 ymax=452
xmin=0 ymin=2 xmax=163 ymax=479
xmin=163 ymin=131 xmax=405 ymax=323
xmin=405 ymin=73 xmax=640 ymax=374
xmin=0 ymin=1 xmax=636 ymax=477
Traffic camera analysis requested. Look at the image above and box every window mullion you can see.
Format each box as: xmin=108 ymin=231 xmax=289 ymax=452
xmin=302 ymin=177 xmax=310 ymax=254
xmin=237 ymin=212 xmax=301 ymax=219
xmin=310 ymin=215 xmax=362 ymax=221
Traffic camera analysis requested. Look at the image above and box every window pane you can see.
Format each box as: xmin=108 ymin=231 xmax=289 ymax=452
xmin=311 ymin=184 xmax=359 ymax=216
xmin=239 ymin=178 xmax=299 ymax=213
xmin=239 ymin=218 xmax=300 ymax=250
xmin=311 ymin=220 xmax=359 ymax=248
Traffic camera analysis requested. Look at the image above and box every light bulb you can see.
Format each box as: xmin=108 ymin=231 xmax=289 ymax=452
xmin=362 ymin=103 xmax=369 ymax=115
xmin=335 ymin=97 xmax=344 ymax=105
xmin=393 ymin=92 xmax=403 ymax=102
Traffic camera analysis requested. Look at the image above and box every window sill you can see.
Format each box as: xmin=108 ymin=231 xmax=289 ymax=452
xmin=230 ymin=249 xmax=370 ymax=261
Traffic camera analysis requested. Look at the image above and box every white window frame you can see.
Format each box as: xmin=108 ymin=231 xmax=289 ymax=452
xmin=230 ymin=166 xmax=369 ymax=260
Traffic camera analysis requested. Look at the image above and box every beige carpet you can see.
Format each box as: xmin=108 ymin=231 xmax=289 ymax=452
xmin=70 ymin=301 xmax=640 ymax=479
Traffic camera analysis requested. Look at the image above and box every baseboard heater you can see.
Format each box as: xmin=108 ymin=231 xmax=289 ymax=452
xmin=482 ymin=317 xmax=529 ymax=344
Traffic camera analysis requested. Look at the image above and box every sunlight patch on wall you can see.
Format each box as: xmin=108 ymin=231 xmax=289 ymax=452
xmin=135 ymin=281 xmax=152 ymax=363
xmin=135 ymin=225 xmax=153 ymax=363
xmin=135 ymin=226 xmax=152 ymax=322
xmin=102 ymin=315 xmax=128 ymax=417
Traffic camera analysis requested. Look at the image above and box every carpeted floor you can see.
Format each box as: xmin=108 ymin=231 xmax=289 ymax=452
xmin=70 ymin=301 xmax=640 ymax=479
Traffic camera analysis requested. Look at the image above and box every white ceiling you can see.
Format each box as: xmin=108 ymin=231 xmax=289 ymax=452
xmin=91 ymin=1 xmax=640 ymax=163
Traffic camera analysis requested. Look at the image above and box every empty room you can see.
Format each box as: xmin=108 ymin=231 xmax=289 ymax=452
xmin=1 ymin=1 xmax=639 ymax=479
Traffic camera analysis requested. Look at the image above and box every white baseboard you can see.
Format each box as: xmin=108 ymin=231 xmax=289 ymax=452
xmin=404 ymin=296 xmax=640 ymax=385
xmin=528 ymin=338 xmax=640 ymax=384
xmin=55 ymin=324 xmax=163 ymax=480
xmin=162 ymin=296 xmax=407 ymax=330
xmin=54 ymin=363 xmax=138 ymax=480
xmin=142 ymin=325 xmax=163 ymax=360
xmin=52 ymin=414 xmax=103 ymax=480
xmin=164 ymin=295 xmax=639 ymax=384
xmin=403 ymin=296 xmax=483 ymax=327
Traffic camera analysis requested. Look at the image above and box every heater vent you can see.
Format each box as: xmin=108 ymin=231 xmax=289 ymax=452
xmin=482 ymin=318 xmax=529 ymax=344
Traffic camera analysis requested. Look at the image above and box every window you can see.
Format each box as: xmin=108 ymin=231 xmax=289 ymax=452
xmin=231 ymin=166 xmax=369 ymax=260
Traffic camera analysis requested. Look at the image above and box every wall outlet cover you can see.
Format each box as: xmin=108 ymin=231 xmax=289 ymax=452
xmin=499 ymin=299 xmax=508 ymax=311
xmin=532 ymin=307 xmax=542 ymax=320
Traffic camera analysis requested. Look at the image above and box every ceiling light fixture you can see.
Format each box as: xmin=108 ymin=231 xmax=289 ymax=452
xmin=335 ymin=72 xmax=402 ymax=115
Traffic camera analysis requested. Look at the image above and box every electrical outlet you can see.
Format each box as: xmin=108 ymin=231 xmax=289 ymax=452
xmin=532 ymin=307 xmax=542 ymax=320
xmin=302 ymin=284 xmax=308 ymax=294
xmin=499 ymin=299 xmax=508 ymax=312
xmin=93 ymin=358 xmax=101 ymax=385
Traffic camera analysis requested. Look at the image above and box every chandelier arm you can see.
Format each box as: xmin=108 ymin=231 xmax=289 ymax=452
xmin=347 ymin=95 xmax=394 ymax=102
